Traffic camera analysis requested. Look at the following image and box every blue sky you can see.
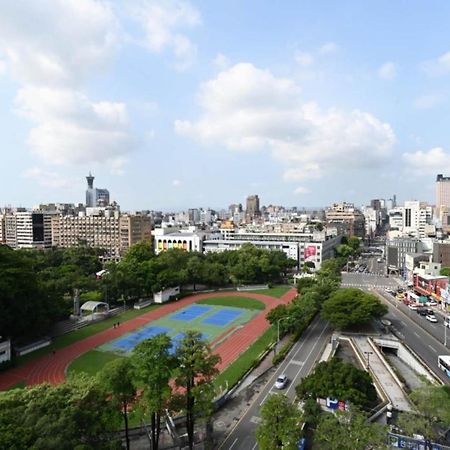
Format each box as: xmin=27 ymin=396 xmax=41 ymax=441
xmin=1 ymin=1 xmax=450 ymax=211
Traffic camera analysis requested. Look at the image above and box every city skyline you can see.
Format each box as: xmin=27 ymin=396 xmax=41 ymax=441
xmin=2 ymin=1 xmax=450 ymax=210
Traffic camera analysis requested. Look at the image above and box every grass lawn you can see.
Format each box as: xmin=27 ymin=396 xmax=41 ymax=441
xmin=214 ymin=326 xmax=276 ymax=390
xmin=196 ymin=296 xmax=266 ymax=310
xmin=247 ymin=285 xmax=292 ymax=298
xmin=16 ymin=304 xmax=162 ymax=367
xmin=68 ymin=350 xmax=124 ymax=377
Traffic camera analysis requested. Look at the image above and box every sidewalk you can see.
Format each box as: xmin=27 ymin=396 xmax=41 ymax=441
xmin=353 ymin=336 xmax=411 ymax=411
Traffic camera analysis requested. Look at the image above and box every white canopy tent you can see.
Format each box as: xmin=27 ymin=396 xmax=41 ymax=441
xmin=80 ymin=301 xmax=109 ymax=318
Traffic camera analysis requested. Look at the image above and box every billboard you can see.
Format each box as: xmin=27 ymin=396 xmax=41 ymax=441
xmin=304 ymin=245 xmax=317 ymax=261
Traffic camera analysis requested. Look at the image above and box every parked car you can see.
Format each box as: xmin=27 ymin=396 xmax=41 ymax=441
xmin=403 ymin=298 xmax=411 ymax=306
xmin=445 ymin=317 xmax=450 ymax=328
xmin=426 ymin=300 xmax=438 ymax=307
xmin=426 ymin=314 xmax=438 ymax=323
xmin=274 ymin=374 xmax=288 ymax=389
xmin=408 ymin=303 xmax=419 ymax=310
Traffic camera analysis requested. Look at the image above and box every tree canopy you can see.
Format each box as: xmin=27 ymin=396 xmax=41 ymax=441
xmin=295 ymin=357 xmax=378 ymax=409
xmin=321 ymin=288 xmax=388 ymax=330
xmin=256 ymin=394 xmax=303 ymax=450
xmin=314 ymin=408 xmax=387 ymax=450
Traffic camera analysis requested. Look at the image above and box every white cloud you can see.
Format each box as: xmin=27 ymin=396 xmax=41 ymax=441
xmin=294 ymin=51 xmax=314 ymax=67
xmin=403 ymin=147 xmax=450 ymax=175
xmin=129 ymin=0 xmax=201 ymax=70
xmin=318 ymin=42 xmax=339 ymax=55
xmin=172 ymin=179 xmax=182 ymax=187
xmin=0 ymin=1 xmax=137 ymax=172
xmin=0 ymin=0 xmax=119 ymax=87
xmin=175 ymin=63 xmax=396 ymax=181
xmin=16 ymin=86 xmax=133 ymax=166
xmin=213 ymin=53 xmax=230 ymax=69
xmin=22 ymin=167 xmax=72 ymax=189
xmin=294 ymin=186 xmax=310 ymax=194
xmin=414 ymin=93 xmax=444 ymax=110
xmin=422 ymin=51 xmax=450 ymax=77
xmin=378 ymin=62 xmax=397 ymax=80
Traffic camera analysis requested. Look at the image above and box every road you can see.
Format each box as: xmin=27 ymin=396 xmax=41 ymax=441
xmin=342 ymin=269 xmax=450 ymax=386
xmin=219 ymin=316 xmax=332 ymax=450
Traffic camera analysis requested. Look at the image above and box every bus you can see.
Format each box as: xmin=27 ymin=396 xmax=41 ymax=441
xmin=438 ymin=355 xmax=450 ymax=377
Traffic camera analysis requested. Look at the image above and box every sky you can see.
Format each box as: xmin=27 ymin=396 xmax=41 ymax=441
xmin=1 ymin=1 xmax=450 ymax=211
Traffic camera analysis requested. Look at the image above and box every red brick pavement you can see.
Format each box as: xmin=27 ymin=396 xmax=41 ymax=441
xmin=0 ymin=288 xmax=297 ymax=390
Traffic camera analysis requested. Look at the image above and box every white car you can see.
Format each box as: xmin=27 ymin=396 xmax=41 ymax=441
xmin=426 ymin=300 xmax=438 ymax=307
xmin=274 ymin=374 xmax=288 ymax=389
xmin=426 ymin=314 xmax=438 ymax=323
xmin=408 ymin=303 xmax=419 ymax=311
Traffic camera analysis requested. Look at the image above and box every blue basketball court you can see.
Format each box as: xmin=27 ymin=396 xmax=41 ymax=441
xmin=170 ymin=304 xmax=212 ymax=322
xmin=201 ymin=308 xmax=242 ymax=327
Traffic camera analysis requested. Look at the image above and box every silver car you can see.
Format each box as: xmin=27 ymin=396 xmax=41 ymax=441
xmin=274 ymin=374 xmax=288 ymax=389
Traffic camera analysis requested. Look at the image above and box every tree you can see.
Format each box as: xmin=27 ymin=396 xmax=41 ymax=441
xmin=132 ymin=334 xmax=175 ymax=450
xmin=397 ymin=385 xmax=450 ymax=441
xmin=100 ymin=358 xmax=136 ymax=450
xmin=440 ymin=267 xmax=450 ymax=277
xmin=256 ymin=394 xmax=303 ymax=450
xmin=185 ymin=255 xmax=204 ymax=290
xmin=321 ymin=288 xmax=388 ymax=330
xmin=295 ymin=358 xmax=378 ymax=409
xmin=0 ymin=374 xmax=121 ymax=450
xmin=173 ymin=330 xmax=221 ymax=450
xmin=314 ymin=408 xmax=387 ymax=450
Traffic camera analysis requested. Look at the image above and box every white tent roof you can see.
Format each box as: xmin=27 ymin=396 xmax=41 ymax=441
xmin=80 ymin=301 xmax=109 ymax=311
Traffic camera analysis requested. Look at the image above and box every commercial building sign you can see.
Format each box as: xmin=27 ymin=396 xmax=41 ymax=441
xmin=304 ymin=245 xmax=317 ymax=261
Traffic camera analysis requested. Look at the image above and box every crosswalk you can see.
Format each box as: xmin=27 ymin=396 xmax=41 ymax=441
xmin=341 ymin=283 xmax=394 ymax=290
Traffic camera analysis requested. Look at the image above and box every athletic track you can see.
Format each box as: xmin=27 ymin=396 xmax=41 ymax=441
xmin=0 ymin=289 xmax=297 ymax=391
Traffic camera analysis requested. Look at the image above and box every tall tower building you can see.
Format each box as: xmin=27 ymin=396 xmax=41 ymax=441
xmin=85 ymin=173 xmax=110 ymax=207
xmin=436 ymin=174 xmax=450 ymax=218
xmin=246 ymin=195 xmax=260 ymax=219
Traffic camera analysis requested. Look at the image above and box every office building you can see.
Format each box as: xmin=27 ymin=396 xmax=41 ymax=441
xmin=436 ymin=174 xmax=450 ymax=218
xmin=246 ymin=195 xmax=260 ymax=219
xmin=325 ymin=202 xmax=366 ymax=237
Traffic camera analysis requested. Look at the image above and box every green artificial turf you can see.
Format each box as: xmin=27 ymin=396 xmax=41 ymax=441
xmin=247 ymin=285 xmax=292 ymax=298
xmin=67 ymin=350 xmax=124 ymax=377
xmin=196 ymin=296 xmax=266 ymax=310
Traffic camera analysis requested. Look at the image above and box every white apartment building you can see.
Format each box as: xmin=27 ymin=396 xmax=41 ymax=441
xmin=1 ymin=210 xmax=53 ymax=249
xmin=388 ymin=201 xmax=433 ymax=239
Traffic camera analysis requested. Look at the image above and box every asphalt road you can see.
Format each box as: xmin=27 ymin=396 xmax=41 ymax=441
xmin=375 ymin=289 xmax=450 ymax=386
xmin=342 ymin=269 xmax=450 ymax=385
xmin=218 ymin=315 xmax=332 ymax=450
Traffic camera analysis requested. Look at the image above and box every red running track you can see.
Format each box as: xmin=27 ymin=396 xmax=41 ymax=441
xmin=0 ymin=289 xmax=297 ymax=391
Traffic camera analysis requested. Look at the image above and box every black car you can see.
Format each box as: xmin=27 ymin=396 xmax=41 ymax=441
xmin=417 ymin=307 xmax=427 ymax=316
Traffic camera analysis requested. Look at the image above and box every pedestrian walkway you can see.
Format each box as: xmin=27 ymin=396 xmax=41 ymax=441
xmin=352 ymin=336 xmax=412 ymax=411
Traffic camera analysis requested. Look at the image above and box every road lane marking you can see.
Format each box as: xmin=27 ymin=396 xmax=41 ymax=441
xmin=251 ymin=443 xmax=258 ymax=450
xmin=428 ymin=345 xmax=437 ymax=353
xmin=286 ymin=322 xmax=329 ymax=396
xmin=414 ymin=332 xmax=420 ymax=338
xmin=259 ymin=390 xmax=273 ymax=406
xmin=289 ymin=360 xmax=304 ymax=366
xmin=228 ymin=438 xmax=238 ymax=450
xmin=400 ymin=321 xmax=406 ymax=326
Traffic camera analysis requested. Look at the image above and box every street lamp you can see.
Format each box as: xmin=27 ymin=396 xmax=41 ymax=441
xmin=364 ymin=351 xmax=374 ymax=370
xmin=445 ymin=323 xmax=448 ymax=348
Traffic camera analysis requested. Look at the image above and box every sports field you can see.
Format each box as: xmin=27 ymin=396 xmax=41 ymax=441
xmin=98 ymin=302 xmax=258 ymax=357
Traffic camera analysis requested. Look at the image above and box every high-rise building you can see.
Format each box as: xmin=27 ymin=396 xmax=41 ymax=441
xmin=85 ymin=173 xmax=110 ymax=207
xmin=325 ymin=202 xmax=366 ymax=237
xmin=51 ymin=211 xmax=152 ymax=261
xmin=246 ymin=195 xmax=260 ymax=219
xmin=436 ymin=174 xmax=450 ymax=218
xmin=1 ymin=210 xmax=53 ymax=249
